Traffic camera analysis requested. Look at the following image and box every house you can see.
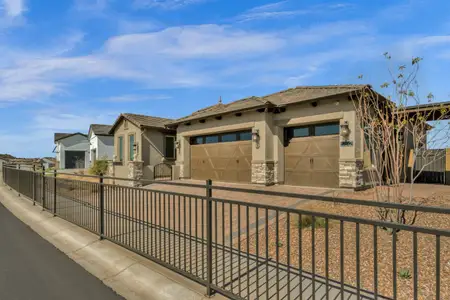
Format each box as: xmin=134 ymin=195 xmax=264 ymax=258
xmin=109 ymin=113 xmax=175 ymax=180
xmin=88 ymin=124 xmax=114 ymax=165
xmin=53 ymin=133 xmax=89 ymax=169
xmin=168 ymin=85 xmax=380 ymax=189
xmin=41 ymin=157 xmax=56 ymax=169
xmin=8 ymin=158 xmax=42 ymax=170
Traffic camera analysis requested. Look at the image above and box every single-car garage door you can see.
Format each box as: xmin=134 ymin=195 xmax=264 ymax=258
xmin=190 ymin=131 xmax=252 ymax=183
xmin=285 ymin=122 xmax=340 ymax=188
xmin=65 ymin=151 xmax=85 ymax=169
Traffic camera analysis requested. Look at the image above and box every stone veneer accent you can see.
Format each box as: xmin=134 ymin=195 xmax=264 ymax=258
xmin=339 ymin=159 xmax=364 ymax=189
xmin=251 ymin=161 xmax=275 ymax=186
xmin=128 ymin=161 xmax=144 ymax=187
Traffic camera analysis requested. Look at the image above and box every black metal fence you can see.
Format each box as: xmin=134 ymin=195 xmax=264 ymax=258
xmin=154 ymin=163 xmax=173 ymax=181
xmin=2 ymin=165 xmax=450 ymax=300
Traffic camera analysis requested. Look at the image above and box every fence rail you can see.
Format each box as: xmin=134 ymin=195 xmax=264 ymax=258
xmin=2 ymin=165 xmax=450 ymax=300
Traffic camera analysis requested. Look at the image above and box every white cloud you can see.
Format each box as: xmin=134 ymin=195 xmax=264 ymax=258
xmin=0 ymin=21 xmax=376 ymax=103
xmin=133 ymin=0 xmax=207 ymax=10
xmin=234 ymin=1 xmax=352 ymax=22
xmin=2 ymin=0 xmax=25 ymax=17
xmin=105 ymin=25 xmax=284 ymax=58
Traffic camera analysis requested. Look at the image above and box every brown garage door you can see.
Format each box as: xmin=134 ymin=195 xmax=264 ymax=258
xmin=190 ymin=131 xmax=252 ymax=183
xmin=285 ymin=123 xmax=339 ymax=188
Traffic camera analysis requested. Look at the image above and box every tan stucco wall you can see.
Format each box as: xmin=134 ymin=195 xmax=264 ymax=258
xmin=175 ymin=95 xmax=363 ymax=186
xmin=113 ymin=118 xmax=142 ymax=163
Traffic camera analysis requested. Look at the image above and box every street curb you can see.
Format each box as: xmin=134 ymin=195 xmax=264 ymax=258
xmin=0 ymin=184 xmax=225 ymax=300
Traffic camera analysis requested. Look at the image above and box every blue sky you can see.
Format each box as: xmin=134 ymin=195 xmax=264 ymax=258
xmin=0 ymin=0 xmax=449 ymax=157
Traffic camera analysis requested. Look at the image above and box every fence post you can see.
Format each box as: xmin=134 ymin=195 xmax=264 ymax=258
xmin=99 ymin=173 xmax=105 ymax=240
xmin=17 ymin=164 xmax=21 ymax=196
xmin=32 ymin=165 xmax=36 ymax=205
xmin=53 ymin=170 xmax=57 ymax=216
xmin=42 ymin=167 xmax=46 ymax=211
xmin=206 ymin=179 xmax=213 ymax=297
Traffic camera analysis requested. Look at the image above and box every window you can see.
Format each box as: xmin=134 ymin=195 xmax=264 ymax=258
xmin=314 ymin=123 xmax=340 ymax=136
xmin=129 ymin=134 xmax=135 ymax=161
xmin=221 ymin=133 xmax=238 ymax=142
xmin=118 ymin=136 xmax=123 ymax=162
xmin=239 ymin=131 xmax=252 ymax=141
xmin=165 ymin=136 xmax=176 ymax=159
xmin=192 ymin=136 xmax=204 ymax=145
xmin=191 ymin=131 xmax=252 ymax=145
xmin=292 ymin=127 xmax=310 ymax=137
xmin=205 ymin=135 xmax=219 ymax=144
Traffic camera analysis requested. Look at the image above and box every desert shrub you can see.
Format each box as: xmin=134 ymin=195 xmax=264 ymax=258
xmin=88 ymin=160 xmax=108 ymax=176
xmin=296 ymin=215 xmax=327 ymax=229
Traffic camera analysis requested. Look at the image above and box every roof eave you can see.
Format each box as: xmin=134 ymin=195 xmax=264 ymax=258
xmin=168 ymin=102 xmax=272 ymax=126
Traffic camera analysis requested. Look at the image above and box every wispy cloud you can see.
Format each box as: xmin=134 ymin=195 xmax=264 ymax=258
xmin=234 ymin=1 xmax=352 ymax=22
xmin=0 ymin=21 xmax=377 ymax=103
xmin=1 ymin=0 xmax=26 ymax=17
xmin=133 ymin=0 xmax=207 ymax=10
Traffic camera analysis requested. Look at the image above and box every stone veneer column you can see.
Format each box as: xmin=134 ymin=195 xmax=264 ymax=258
xmin=128 ymin=161 xmax=144 ymax=187
xmin=251 ymin=161 xmax=275 ymax=186
xmin=339 ymin=159 xmax=364 ymax=189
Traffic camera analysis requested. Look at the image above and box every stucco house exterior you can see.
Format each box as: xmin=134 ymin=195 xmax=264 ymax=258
xmin=168 ymin=85 xmax=379 ymax=189
xmin=109 ymin=113 xmax=175 ymax=181
xmin=53 ymin=133 xmax=89 ymax=169
xmin=88 ymin=124 xmax=114 ymax=165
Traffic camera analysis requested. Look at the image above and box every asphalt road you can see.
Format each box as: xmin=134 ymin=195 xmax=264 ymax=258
xmin=0 ymin=202 xmax=124 ymax=300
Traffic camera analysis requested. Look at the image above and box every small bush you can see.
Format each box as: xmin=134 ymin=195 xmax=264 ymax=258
xmin=89 ymin=160 xmax=108 ymax=176
xmin=275 ymin=241 xmax=283 ymax=248
xmin=398 ymin=269 xmax=411 ymax=280
xmin=297 ymin=215 xmax=327 ymax=229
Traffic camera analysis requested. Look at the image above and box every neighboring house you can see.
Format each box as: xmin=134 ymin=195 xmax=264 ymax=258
xmin=41 ymin=157 xmax=56 ymax=169
xmin=0 ymin=154 xmax=15 ymax=170
xmin=53 ymin=133 xmax=89 ymax=169
xmin=109 ymin=113 xmax=175 ymax=180
xmin=88 ymin=124 xmax=114 ymax=165
xmin=168 ymin=84 xmax=384 ymax=189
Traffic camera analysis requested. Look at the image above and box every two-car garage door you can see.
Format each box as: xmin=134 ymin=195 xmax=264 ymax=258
xmin=190 ymin=131 xmax=252 ymax=183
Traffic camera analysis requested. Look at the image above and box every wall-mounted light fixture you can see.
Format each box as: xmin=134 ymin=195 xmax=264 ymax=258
xmin=252 ymin=128 xmax=260 ymax=142
xmin=340 ymin=121 xmax=351 ymax=139
xmin=133 ymin=143 xmax=139 ymax=161
xmin=175 ymin=140 xmax=181 ymax=151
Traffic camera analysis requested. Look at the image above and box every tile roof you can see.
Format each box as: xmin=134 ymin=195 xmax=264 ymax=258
xmin=54 ymin=132 xmax=87 ymax=143
xmin=90 ymin=124 xmax=113 ymax=136
xmin=261 ymin=84 xmax=368 ymax=106
xmin=110 ymin=113 xmax=175 ymax=133
xmin=168 ymin=85 xmax=368 ymax=125
xmin=168 ymin=96 xmax=269 ymax=125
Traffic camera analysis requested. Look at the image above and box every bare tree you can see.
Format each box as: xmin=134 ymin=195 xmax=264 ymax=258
xmin=352 ymin=54 xmax=450 ymax=230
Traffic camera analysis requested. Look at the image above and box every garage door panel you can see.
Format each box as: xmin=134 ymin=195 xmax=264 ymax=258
xmin=191 ymin=140 xmax=251 ymax=183
xmin=285 ymin=135 xmax=339 ymax=188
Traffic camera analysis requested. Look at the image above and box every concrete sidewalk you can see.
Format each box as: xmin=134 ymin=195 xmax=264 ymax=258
xmin=0 ymin=184 xmax=226 ymax=300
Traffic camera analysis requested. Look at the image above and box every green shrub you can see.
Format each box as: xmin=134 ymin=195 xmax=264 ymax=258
xmin=398 ymin=269 xmax=412 ymax=280
xmin=89 ymin=160 xmax=108 ymax=176
xmin=297 ymin=215 xmax=327 ymax=229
